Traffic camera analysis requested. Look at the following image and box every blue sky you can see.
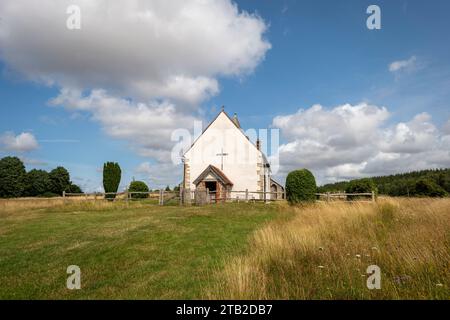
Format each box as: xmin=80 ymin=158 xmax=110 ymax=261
xmin=1 ymin=0 xmax=450 ymax=191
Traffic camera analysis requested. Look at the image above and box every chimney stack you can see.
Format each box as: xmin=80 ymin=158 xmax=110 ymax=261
xmin=232 ymin=112 xmax=241 ymax=128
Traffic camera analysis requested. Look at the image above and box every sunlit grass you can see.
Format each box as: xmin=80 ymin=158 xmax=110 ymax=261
xmin=0 ymin=200 xmax=278 ymax=299
xmin=206 ymin=198 xmax=450 ymax=299
xmin=1 ymin=198 xmax=448 ymax=299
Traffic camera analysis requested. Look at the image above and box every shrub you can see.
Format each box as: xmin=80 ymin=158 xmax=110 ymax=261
xmin=49 ymin=167 xmax=71 ymax=196
xmin=0 ymin=156 xmax=27 ymax=198
xmin=129 ymin=181 xmax=149 ymax=199
xmin=285 ymin=169 xmax=317 ymax=204
xmin=25 ymin=169 xmax=52 ymax=196
xmin=103 ymin=162 xmax=121 ymax=200
xmin=345 ymin=178 xmax=377 ymax=200
xmin=66 ymin=183 xmax=83 ymax=194
xmin=345 ymin=178 xmax=376 ymax=200
xmin=414 ymin=178 xmax=447 ymax=197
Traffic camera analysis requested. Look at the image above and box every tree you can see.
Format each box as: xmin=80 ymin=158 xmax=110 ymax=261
xmin=0 ymin=156 xmax=26 ymax=198
xmin=318 ymin=168 xmax=450 ymax=197
xmin=437 ymin=172 xmax=450 ymax=193
xmin=345 ymin=178 xmax=376 ymax=200
xmin=66 ymin=183 xmax=83 ymax=194
xmin=49 ymin=166 xmax=71 ymax=196
xmin=25 ymin=169 xmax=52 ymax=196
xmin=129 ymin=181 xmax=149 ymax=199
xmin=285 ymin=169 xmax=317 ymax=204
xmin=165 ymin=185 xmax=171 ymax=192
xmin=414 ymin=178 xmax=447 ymax=197
xmin=103 ymin=162 xmax=121 ymax=199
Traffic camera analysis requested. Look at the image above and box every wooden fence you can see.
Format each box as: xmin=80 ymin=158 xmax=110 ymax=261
xmin=64 ymin=190 xmax=375 ymax=205
xmin=183 ymin=189 xmax=286 ymax=205
xmin=315 ymin=191 xmax=376 ymax=203
xmin=63 ymin=190 xmax=181 ymax=205
xmin=63 ymin=188 xmax=285 ymax=206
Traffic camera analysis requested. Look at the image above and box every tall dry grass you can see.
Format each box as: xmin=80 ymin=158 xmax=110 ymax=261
xmin=207 ymin=198 xmax=450 ymax=299
xmin=0 ymin=197 xmax=148 ymax=217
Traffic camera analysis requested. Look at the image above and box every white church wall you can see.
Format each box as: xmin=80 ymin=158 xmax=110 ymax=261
xmin=184 ymin=112 xmax=267 ymax=197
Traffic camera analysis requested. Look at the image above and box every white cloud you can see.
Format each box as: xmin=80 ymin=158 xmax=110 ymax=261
xmin=379 ymin=113 xmax=437 ymax=154
xmin=443 ymin=118 xmax=450 ymax=135
xmin=272 ymin=103 xmax=450 ymax=184
xmin=389 ymin=56 xmax=416 ymax=73
xmin=0 ymin=132 xmax=39 ymax=152
xmin=0 ymin=0 xmax=271 ymax=187
xmin=0 ymin=0 xmax=270 ymax=105
xmin=50 ymin=88 xmax=199 ymax=162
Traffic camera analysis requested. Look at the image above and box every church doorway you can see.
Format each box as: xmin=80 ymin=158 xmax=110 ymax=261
xmin=193 ymin=165 xmax=233 ymax=203
xmin=205 ymin=181 xmax=217 ymax=202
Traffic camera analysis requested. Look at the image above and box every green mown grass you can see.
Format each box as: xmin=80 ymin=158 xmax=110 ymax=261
xmin=0 ymin=201 xmax=281 ymax=299
xmin=1 ymin=198 xmax=448 ymax=300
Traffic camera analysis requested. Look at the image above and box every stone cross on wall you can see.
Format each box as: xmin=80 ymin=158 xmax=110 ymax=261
xmin=216 ymin=148 xmax=228 ymax=170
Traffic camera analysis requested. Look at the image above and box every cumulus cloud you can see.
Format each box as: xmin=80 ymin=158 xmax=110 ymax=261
xmin=50 ymin=88 xmax=199 ymax=161
xmin=443 ymin=118 xmax=450 ymax=135
xmin=272 ymin=103 xmax=450 ymax=184
xmin=389 ymin=56 xmax=417 ymax=73
xmin=0 ymin=132 xmax=39 ymax=152
xmin=0 ymin=0 xmax=270 ymax=105
xmin=0 ymin=0 xmax=270 ymax=188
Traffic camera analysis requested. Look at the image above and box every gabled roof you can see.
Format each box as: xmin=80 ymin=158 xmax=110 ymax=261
xmin=193 ymin=165 xmax=233 ymax=186
xmin=270 ymin=178 xmax=285 ymax=190
xmin=183 ymin=109 xmax=269 ymax=168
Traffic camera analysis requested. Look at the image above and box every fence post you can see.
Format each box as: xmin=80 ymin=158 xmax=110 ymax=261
xmin=179 ymin=187 xmax=183 ymax=206
xmin=125 ymin=188 xmax=129 ymax=207
xmin=245 ymin=189 xmax=249 ymax=203
xmin=63 ymin=191 xmax=66 ymax=198
xmin=326 ymin=192 xmax=330 ymax=202
xmin=371 ymin=191 xmax=375 ymax=203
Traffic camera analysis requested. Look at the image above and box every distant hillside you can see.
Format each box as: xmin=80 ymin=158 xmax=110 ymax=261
xmin=318 ymin=168 xmax=450 ymax=197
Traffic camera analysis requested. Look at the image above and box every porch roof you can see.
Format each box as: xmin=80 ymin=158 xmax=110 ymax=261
xmin=193 ymin=165 xmax=233 ymax=186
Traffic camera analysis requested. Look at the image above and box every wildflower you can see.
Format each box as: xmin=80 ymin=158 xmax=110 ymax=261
xmin=318 ymin=265 xmax=325 ymax=269
xmin=371 ymin=246 xmax=378 ymax=251
xmin=319 ymin=247 xmax=324 ymax=251
xmin=436 ymin=283 xmax=443 ymax=287
xmin=355 ymin=254 xmax=361 ymax=259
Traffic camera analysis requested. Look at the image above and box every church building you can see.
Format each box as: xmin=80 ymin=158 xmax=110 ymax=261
xmin=182 ymin=108 xmax=284 ymax=202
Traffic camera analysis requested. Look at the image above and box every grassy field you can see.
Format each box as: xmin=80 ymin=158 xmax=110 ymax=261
xmin=208 ymin=198 xmax=450 ymax=299
xmin=0 ymin=198 xmax=449 ymax=299
xmin=0 ymin=199 xmax=280 ymax=299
